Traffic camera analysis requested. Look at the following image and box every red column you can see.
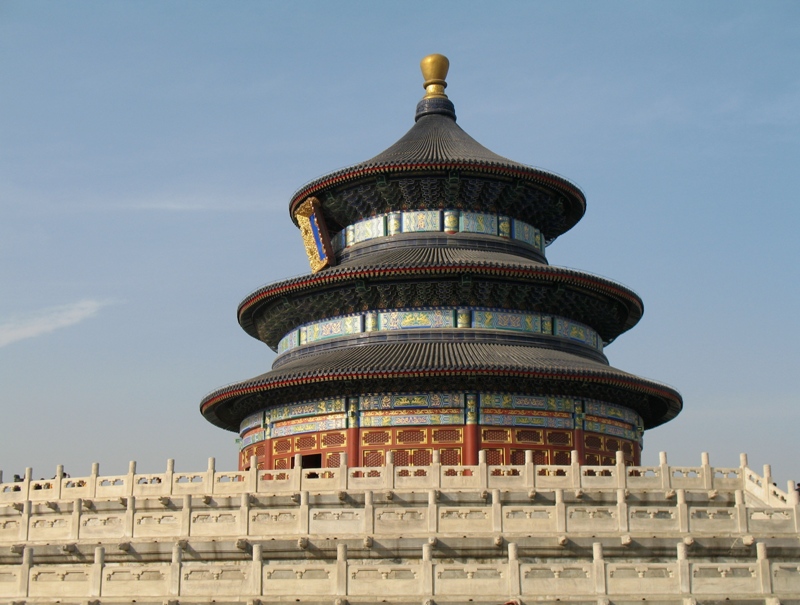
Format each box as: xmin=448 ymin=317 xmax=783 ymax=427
xmin=346 ymin=397 xmax=360 ymax=467
xmin=463 ymin=394 xmax=479 ymax=466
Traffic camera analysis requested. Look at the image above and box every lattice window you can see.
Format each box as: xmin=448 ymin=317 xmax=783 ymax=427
xmin=440 ymin=448 xmax=461 ymax=466
xmin=509 ymin=450 xmax=527 ymax=465
xmin=393 ymin=450 xmax=410 ymax=466
xmin=295 ymin=435 xmax=317 ymax=451
xmin=274 ymin=458 xmax=288 ymax=470
xmin=326 ymin=453 xmax=341 ymax=468
xmin=531 ymin=450 xmax=548 ymax=465
xmin=274 ymin=439 xmax=291 ymax=453
xmin=322 ymin=432 xmax=346 ymax=447
xmin=605 ymin=439 xmax=620 ymax=452
xmin=255 ymin=445 xmax=265 ymax=456
xmin=515 ymin=429 xmax=542 ymax=444
xmin=482 ymin=429 xmax=510 ymax=442
xmin=547 ymin=431 xmax=572 ymax=446
xmin=601 ymin=456 xmax=615 ymax=466
xmin=485 ymin=449 xmax=504 ymax=465
xmin=363 ymin=430 xmax=391 ymax=445
xmin=412 ymin=449 xmax=432 ymax=466
xmin=363 ymin=451 xmax=384 ymax=467
xmin=432 ymin=428 xmax=461 ymax=443
xmin=553 ymin=450 xmax=571 ymax=465
xmin=585 ymin=453 xmax=600 ymax=465
xmin=397 ymin=429 xmax=426 ymax=444
xmin=584 ymin=435 xmax=603 ymax=449
xmin=622 ymin=442 xmax=634 ymax=455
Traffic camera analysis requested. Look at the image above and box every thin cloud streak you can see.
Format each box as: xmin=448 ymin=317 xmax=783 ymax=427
xmin=0 ymin=300 xmax=112 ymax=348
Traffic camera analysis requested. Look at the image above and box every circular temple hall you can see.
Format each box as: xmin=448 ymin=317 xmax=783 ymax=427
xmin=200 ymin=54 xmax=682 ymax=472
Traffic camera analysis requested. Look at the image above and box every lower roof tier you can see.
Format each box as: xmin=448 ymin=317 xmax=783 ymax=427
xmin=239 ymin=247 xmax=644 ymax=348
xmin=200 ymin=341 xmax=681 ymax=433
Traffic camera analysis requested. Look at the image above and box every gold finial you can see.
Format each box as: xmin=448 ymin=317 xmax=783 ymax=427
xmin=420 ymin=54 xmax=449 ymax=99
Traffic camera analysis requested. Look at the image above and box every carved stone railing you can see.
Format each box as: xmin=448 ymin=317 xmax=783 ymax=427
xmin=1 ymin=451 xmax=796 ymax=507
xmin=0 ymin=541 xmax=796 ymax=601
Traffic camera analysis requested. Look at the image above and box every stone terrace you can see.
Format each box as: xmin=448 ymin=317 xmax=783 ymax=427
xmin=0 ymin=452 xmax=798 ymax=605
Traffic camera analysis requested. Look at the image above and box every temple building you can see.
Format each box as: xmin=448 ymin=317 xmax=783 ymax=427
xmin=201 ymin=54 xmax=682 ymax=473
xmin=1 ymin=56 xmax=798 ymax=605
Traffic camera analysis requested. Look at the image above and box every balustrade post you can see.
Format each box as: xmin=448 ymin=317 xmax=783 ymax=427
xmin=126 ymin=461 xmax=136 ymax=497
xmin=19 ymin=500 xmax=31 ymax=541
xmin=90 ymin=546 xmax=104 ymax=597
xmin=170 ymin=541 xmax=182 ymax=596
xmin=364 ymin=490 xmax=374 ymax=534
xmin=71 ymin=498 xmax=81 ymax=541
xmin=89 ymin=463 xmax=99 ymax=498
xmin=616 ymin=489 xmax=628 ymax=532
xmin=251 ymin=543 xmax=263 ymax=596
xmin=181 ymin=495 xmax=192 ymax=537
xmin=491 ymin=489 xmax=502 ymax=533
xmin=421 ymin=543 xmax=433 ymax=598
xmin=248 ymin=455 xmax=258 ymax=493
xmin=659 ymin=452 xmax=670 ymax=490
xmin=124 ymin=495 xmax=135 ymax=539
xmin=571 ymin=449 xmax=580 ymax=488
xmin=207 ymin=457 xmax=215 ymax=493
xmin=478 ymin=450 xmax=488 ymax=489
xmin=386 ymin=451 xmax=395 ymax=490
xmin=524 ymin=450 xmax=534 ymax=488
xmin=763 ymin=464 xmax=773 ymax=503
xmin=592 ymin=542 xmax=606 ymax=595
xmin=676 ymin=542 xmax=690 ymax=594
xmin=18 ymin=546 xmax=32 ymax=598
xmin=338 ymin=452 xmax=347 ymax=491
xmin=734 ymin=490 xmax=748 ymax=533
xmin=299 ymin=491 xmax=309 ymax=534
xmin=701 ymin=452 xmax=712 ymax=490
xmin=507 ymin=542 xmax=520 ymax=597
xmin=615 ymin=450 xmax=626 ymax=489
xmin=166 ymin=458 xmax=175 ymax=495
xmin=676 ymin=489 xmax=689 ymax=533
xmin=427 ymin=489 xmax=438 ymax=533
xmin=555 ymin=489 xmax=566 ymax=533
xmin=336 ymin=543 xmax=347 ymax=596
xmin=292 ymin=454 xmax=302 ymax=491
xmin=54 ymin=464 xmax=64 ymax=499
xmin=787 ymin=479 xmax=799 ymax=505
xmin=431 ymin=450 xmax=441 ymax=489
xmin=757 ymin=542 xmax=772 ymax=594
xmin=238 ymin=492 xmax=250 ymax=536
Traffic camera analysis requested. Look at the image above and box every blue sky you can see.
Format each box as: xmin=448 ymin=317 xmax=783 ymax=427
xmin=1 ymin=2 xmax=798 ymax=486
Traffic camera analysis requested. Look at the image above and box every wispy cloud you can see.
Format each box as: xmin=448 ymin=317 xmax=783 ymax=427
xmin=0 ymin=300 xmax=112 ymax=348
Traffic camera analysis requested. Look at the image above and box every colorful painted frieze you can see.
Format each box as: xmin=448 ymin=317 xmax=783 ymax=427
xmin=239 ymin=411 xmax=264 ymax=435
xmin=472 ymin=310 xmax=540 ymax=333
xmin=352 ymin=215 xmax=386 ymax=244
xmin=277 ymin=330 xmax=300 ymax=355
xmin=272 ymin=413 xmax=347 ymax=437
xmin=480 ymin=394 xmax=576 ymax=412
xmin=359 ymin=392 xmax=464 ymax=410
xmin=238 ymin=430 xmax=267 ymax=450
xmin=304 ymin=314 xmax=362 ymax=344
xmin=512 ymin=219 xmax=543 ymax=251
xmin=480 ymin=410 xmax=574 ymax=429
xmin=584 ymin=400 xmax=641 ymax=425
xmin=270 ymin=398 xmax=347 ymax=422
xmin=583 ymin=419 xmax=638 ymax=441
xmin=443 ymin=209 xmax=460 ymax=233
xmin=498 ymin=215 xmax=511 ymax=239
xmin=360 ymin=409 xmax=464 ymax=427
xmin=402 ymin=210 xmax=441 ymax=232
xmin=459 ymin=211 xmax=497 ymax=235
xmin=387 ymin=212 xmax=402 ymax=235
xmin=555 ymin=318 xmax=597 ymax=348
xmin=378 ymin=309 xmax=455 ymax=330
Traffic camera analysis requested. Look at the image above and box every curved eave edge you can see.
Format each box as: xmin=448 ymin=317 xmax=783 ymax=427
xmin=200 ymin=367 xmax=682 ymax=432
xmin=288 ymin=161 xmax=586 ymax=227
xmin=237 ymin=264 xmax=644 ymax=338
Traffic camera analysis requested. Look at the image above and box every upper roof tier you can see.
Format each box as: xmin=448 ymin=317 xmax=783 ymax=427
xmin=288 ymin=55 xmax=586 ymax=243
